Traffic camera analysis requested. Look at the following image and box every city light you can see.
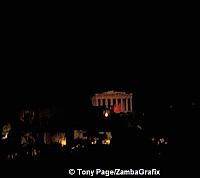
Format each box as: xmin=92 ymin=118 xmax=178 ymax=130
xmin=102 ymin=139 xmax=110 ymax=145
xmin=137 ymin=125 xmax=142 ymax=130
xmin=159 ymin=138 xmax=165 ymax=143
xmin=60 ymin=138 xmax=66 ymax=147
xmin=105 ymin=112 xmax=109 ymax=117
xmin=2 ymin=123 xmax=11 ymax=140
xmin=91 ymin=140 xmax=97 ymax=144
xmin=2 ymin=133 xmax=8 ymax=140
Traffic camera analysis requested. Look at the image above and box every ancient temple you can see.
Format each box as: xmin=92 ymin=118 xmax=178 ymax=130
xmin=91 ymin=90 xmax=133 ymax=113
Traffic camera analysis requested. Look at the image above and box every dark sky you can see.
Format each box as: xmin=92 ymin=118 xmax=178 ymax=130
xmin=0 ymin=61 xmax=144 ymax=112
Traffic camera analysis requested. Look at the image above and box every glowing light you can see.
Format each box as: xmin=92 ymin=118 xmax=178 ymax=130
xmin=2 ymin=133 xmax=8 ymax=140
xmin=136 ymin=125 xmax=142 ymax=130
xmin=2 ymin=123 xmax=11 ymax=140
xmin=105 ymin=112 xmax=109 ymax=117
xmin=91 ymin=140 xmax=97 ymax=144
xmin=160 ymin=138 xmax=165 ymax=143
xmin=61 ymin=139 xmax=66 ymax=147
xmin=102 ymin=139 xmax=110 ymax=145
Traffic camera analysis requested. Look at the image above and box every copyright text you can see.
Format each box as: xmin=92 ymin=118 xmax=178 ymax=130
xmin=68 ymin=168 xmax=161 ymax=176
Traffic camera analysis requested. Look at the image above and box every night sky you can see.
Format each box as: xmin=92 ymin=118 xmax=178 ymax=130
xmin=0 ymin=60 xmax=144 ymax=122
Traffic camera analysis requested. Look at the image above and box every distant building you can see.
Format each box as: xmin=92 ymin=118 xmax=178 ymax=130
xmin=91 ymin=90 xmax=133 ymax=113
xmin=19 ymin=108 xmax=51 ymax=128
xmin=73 ymin=130 xmax=112 ymax=145
xmin=45 ymin=132 xmax=67 ymax=146
xmin=74 ymin=130 xmax=88 ymax=140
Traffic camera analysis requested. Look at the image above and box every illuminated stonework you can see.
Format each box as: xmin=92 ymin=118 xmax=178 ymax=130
xmin=91 ymin=90 xmax=133 ymax=113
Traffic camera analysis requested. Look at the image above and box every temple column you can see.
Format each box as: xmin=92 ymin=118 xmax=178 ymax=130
xmin=121 ymin=98 xmax=123 ymax=112
xmin=126 ymin=98 xmax=129 ymax=112
xmin=130 ymin=96 xmax=133 ymax=112
xmin=110 ymin=97 xmax=113 ymax=106
xmin=116 ymin=97 xmax=118 ymax=106
xmin=105 ymin=98 xmax=108 ymax=108
xmin=100 ymin=98 xmax=103 ymax=106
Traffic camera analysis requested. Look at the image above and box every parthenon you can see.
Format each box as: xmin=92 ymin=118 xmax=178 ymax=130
xmin=91 ymin=90 xmax=133 ymax=113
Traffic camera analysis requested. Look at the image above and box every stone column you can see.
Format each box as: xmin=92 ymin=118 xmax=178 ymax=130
xmin=105 ymin=98 xmax=108 ymax=108
xmin=130 ymin=96 xmax=133 ymax=112
xmin=110 ymin=97 xmax=113 ymax=106
xmin=116 ymin=97 xmax=118 ymax=106
xmin=121 ymin=98 xmax=123 ymax=112
xmin=100 ymin=98 xmax=103 ymax=106
xmin=126 ymin=98 xmax=129 ymax=112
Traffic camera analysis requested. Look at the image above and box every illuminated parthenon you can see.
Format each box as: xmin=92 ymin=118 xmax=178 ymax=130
xmin=91 ymin=90 xmax=133 ymax=113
